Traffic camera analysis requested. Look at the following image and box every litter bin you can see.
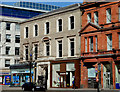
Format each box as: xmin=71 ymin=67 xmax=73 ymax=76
xmin=116 ymin=82 xmax=120 ymax=89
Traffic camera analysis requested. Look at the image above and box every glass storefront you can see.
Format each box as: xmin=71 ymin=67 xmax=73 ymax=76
xmin=52 ymin=63 xmax=75 ymax=88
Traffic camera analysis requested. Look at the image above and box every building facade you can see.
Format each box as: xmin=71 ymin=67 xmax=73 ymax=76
xmin=79 ymin=2 xmax=120 ymax=89
xmin=20 ymin=3 xmax=81 ymax=89
xmin=0 ymin=2 xmax=60 ymax=85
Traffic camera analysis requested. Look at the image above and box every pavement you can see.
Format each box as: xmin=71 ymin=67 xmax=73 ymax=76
xmin=1 ymin=85 xmax=120 ymax=92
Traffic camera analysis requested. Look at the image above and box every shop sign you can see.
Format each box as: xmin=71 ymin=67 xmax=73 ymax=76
xmin=11 ymin=69 xmax=33 ymax=74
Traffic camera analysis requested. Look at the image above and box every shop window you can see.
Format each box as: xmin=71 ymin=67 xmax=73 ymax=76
xmin=66 ymin=63 xmax=75 ymax=87
xmin=6 ymin=34 xmax=11 ymax=42
xmin=15 ymin=47 xmax=19 ymax=55
xmin=34 ymin=44 xmax=38 ymax=60
xmin=15 ymin=35 xmax=20 ymax=43
xmin=89 ymin=36 xmax=93 ymax=52
xmin=52 ymin=64 xmax=60 ymax=87
xmin=6 ymin=23 xmax=10 ymax=30
xmin=6 ymin=46 xmax=10 ymax=55
xmin=107 ymin=34 xmax=112 ymax=50
xmin=58 ymin=19 xmax=62 ymax=32
xmin=94 ymin=11 xmax=98 ymax=25
xmin=106 ymin=8 xmax=111 ymax=23
xmin=5 ymin=59 xmax=10 ymax=67
xmin=87 ymin=13 xmax=91 ymax=23
xmin=45 ymin=22 xmax=49 ymax=34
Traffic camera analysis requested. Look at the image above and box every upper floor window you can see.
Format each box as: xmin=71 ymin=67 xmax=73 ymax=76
xmin=25 ymin=27 xmax=28 ymax=38
xmin=57 ymin=40 xmax=62 ymax=57
xmin=95 ymin=36 xmax=98 ymax=52
xmin=89 ymin=36 xmax=93 ymax=52
xmin=58 ymin=19 xmax=62 ymax=32
xmin=14 ymin=59 xmax=19 ymax=64
xmin=85 ymin=37 xmax=87 ymax=52
xmin=45 ymin=42 xmax=50 ymax=56
xmin=94 ymin=11 xmax=98 ymax=25
xmin=106 ymin=8 xmax=111 ymax=23
xmin=69 ymin=16 xmax=74 ymax=30
xmin=87 ymin=13 xmax=91 ymax=23
xmin=15 ymin=47 xmax=19 ymax=55
xmin=45 ymin=22 xmax=49 ymax=34
xmin=5 ymin=59 xmax=10 ymax=67
xmin=6 ymin=46 xmax=10 ymax=55
xmin=25 ymin=46 xmax=28 ymax=60
xmin=119 ymin=7 xmax=120 ymax=21
xmin=6 ymin=34 xmax=11 ymax=42
xmin=119 ymin=34 xmax=120 ymax=49
xmin=16 ymin=24 xmax=20 ymax=31
xmin=15 ymin=35 xmax=20 ymax=43
xmin=34 ymin=24 xmax=38 ymax=36
xmin=107 ymin=34 xmax=112 ymax=50
xmin=69 ymin=38 xmax=75 ymax=56
xmin=6 ymin=23 xmax=10 ymax=30
xmin=34 ymin=44 xmax=38 ymax=60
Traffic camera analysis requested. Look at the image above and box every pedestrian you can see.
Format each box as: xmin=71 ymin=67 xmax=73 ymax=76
xmin=72 ymin=76 xmax=76 ymax=89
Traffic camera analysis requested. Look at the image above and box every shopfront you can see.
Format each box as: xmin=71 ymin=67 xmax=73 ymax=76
xmin=0 ymin=70 xmax=11 ymax=85
xmin=10 ymin=64 xmax=34 ymax=86
xmin=51 ymin=60 xmax=80 ymax=88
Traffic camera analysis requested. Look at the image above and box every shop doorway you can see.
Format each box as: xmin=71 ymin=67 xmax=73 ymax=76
xmin=106 ymin=72 xmax=110 ymax=88
xmin=60 ymin=75 xmax=66 ymax=88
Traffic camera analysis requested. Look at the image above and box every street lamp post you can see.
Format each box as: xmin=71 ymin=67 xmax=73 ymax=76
xmin=97 ymin=63 xmax=101 ymax=92
xmin=30 ymin=54 xmax=32 ymax=83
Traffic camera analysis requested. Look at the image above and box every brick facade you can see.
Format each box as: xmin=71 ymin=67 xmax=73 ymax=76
xmin=80 ymin=2 xmax=120 ymax=89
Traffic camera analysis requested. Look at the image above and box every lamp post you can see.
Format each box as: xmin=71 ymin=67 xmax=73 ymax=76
xmin=97 ymin=63 xmax=101 ymax=92
xmin=30 ymin=54 xmax=32 ymax=83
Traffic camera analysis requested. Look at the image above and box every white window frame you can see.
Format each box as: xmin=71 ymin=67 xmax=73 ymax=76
xmin=85 ymin=37 xmax=87 ymax=52
xmin=89 ymin=37 xmax=93 ymax=52
xmin=107 ymin=34 xmax=112 ymax=50
xmin=44 ymin=41 xmax=50 ymax=56
xmin=56 ymin=39 xmax=63 ymax=58
xmin=106 ymin=8 xmax=111 ymax=23
xmin=57 ymin=18 xmax=63 ymax=32
xmin=94 ymin=11 xmax=98 ymax=25
xmin=68 ymin=15 xmax=75 ymax=30
xmin=87 ymin=13 xmax=91 ymax=23
xmin=16 ymin=24 xmax=20 ymax=31
xmin=5 ymin=59 xmax=10 ymax=67
xmin=33 ymin=24 xmax=39 ymax=37
xmin=95 ymin=36 xmax=98 ymax=52
xmin=44 ymin=22 xmax=50 ymax=34
xmin=24 ymin=26 xmax=29 ymax=38
xmin=33 ymin=44 xmax=38 ymax=60
xmin=68 ymin=37 xmax=76 ymax=57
